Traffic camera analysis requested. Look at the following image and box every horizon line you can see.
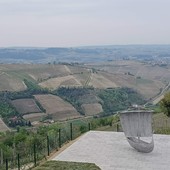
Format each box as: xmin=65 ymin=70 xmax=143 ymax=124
xmin=1 ymin=43 xmax=170 ymax=49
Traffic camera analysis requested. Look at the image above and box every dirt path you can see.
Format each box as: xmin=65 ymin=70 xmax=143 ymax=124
xmin=84 ymin=71 xmax=92 ymax=86
xmin=144 ymin=81 xmax=170 ymax=106
xmin=152 ymin=82 xmax=170 ymax=104
xmin=64 ymin=65 xmax=72 ymax=74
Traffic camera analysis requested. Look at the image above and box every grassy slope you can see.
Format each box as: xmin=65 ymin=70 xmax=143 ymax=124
xmin=1 ymin=62 xmax=170 ymax=100
xmin=33 ymin=161 xmax=101 ymax=170
xmin=0 ymin=64 xmax=70 ymax=91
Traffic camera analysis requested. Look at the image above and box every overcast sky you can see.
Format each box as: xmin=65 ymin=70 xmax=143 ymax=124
xmin=0 ymin=0 xmax=170 ymax=47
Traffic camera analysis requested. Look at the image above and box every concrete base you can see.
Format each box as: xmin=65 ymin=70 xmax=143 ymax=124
xmin=53 ymin=131 xmax=170 ymax=170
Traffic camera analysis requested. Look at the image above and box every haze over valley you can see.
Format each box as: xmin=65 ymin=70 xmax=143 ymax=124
xmin=0 ymin=45 xmax=170 ymax=64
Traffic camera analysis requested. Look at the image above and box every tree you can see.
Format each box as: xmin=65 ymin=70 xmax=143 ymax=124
xmin=160 ymin=92 xmax=170 ymax=116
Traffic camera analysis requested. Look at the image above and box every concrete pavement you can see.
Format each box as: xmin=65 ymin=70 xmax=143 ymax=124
xmin=53 ymin=131 xmax=170 ymax=170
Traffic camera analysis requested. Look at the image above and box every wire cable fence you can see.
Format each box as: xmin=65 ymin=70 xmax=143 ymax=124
xmin=0 ymin=121 xmax=91 ymax=170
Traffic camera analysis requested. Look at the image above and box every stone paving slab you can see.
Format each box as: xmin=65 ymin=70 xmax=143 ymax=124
xmin=53 ymin=131 xmax=170 ymax=170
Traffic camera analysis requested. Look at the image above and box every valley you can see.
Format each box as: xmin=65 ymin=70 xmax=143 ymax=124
xmin=0 ymin=45 xmax=170 ymax=131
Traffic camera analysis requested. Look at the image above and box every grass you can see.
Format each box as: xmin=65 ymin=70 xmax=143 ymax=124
xmin=33 ymin=161 xmax=101 ymax=170
xmin=96 ymin=123 xmax=121 ymax=132
xmin=152 ymin=112 xmax=170 ymax=134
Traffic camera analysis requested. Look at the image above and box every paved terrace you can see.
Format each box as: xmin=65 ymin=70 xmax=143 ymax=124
xmin=53 ymin=131 xmax=170 ymax=170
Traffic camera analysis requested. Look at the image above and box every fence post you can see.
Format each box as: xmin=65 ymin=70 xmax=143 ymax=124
xmin=1 ymin=148 xmax=3 ymax=165
xmin=17 ymin=154 xmax=20 ymax=170
xmin=5 ymin=159 xmax=8 ymax=170
xmin=70 ymin=123 xmax=73 ymax=141
xmin=33 ymin=144 xmax=36 ymax=167
xmin=88 ymin=123 xmax=91 ymax=131
xmin=47 ymin=135 xmax=50 ymax=156
xmin=58 ymin=129 xmax=61 ymax=148
xmin=117 ymin=124 xmax=119 ymax=132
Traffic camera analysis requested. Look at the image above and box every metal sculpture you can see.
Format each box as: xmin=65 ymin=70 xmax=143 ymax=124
xmin=119 ymin=110 xmax=154 ymax=153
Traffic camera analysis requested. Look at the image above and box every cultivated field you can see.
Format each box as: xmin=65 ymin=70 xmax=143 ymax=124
xmin=2 ymin=64 xmax=70 ymax=80
xmin=0 ymin=61 xmax=170 ymax=100
xmin=0 ymin=64 xmax=71 ymax=91
xmin=86 ymin=60 xmax=170 ymax=99
xmin=88 ymin=73 xmax=118 ymax=88
xmin=0 ymin=71 xmax=26 ymax=91
xmin=87 ymin=60 xmax=170 ymax=82
xmin=67 ymin=65 xmax=89 ymax=74
xmin=34 ymin=94 xmax=81 ymax=120
xmin=23 ymin=112 xmax=46 ymax=122
xmin=39 ymin=75 xmax=82 ymax=90
xmin=66 ymin=65 xmax=92 ymax=86
xmin=81 ymin=103 xmax=103 ymax=116
xmin=11 ymin=99 xmax=41 ymax=114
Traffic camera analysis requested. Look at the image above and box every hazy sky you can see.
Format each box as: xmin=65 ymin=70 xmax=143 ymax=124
xmin=0 ymin=0 xmax=170 ymax=47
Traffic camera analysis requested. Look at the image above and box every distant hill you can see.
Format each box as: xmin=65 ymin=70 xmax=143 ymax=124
xmin=0 ymin=45 xmax=170 ymax=64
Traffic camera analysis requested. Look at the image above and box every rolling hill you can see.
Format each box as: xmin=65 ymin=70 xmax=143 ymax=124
xmin=0 ymin=60 xmax=170 ymax=101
